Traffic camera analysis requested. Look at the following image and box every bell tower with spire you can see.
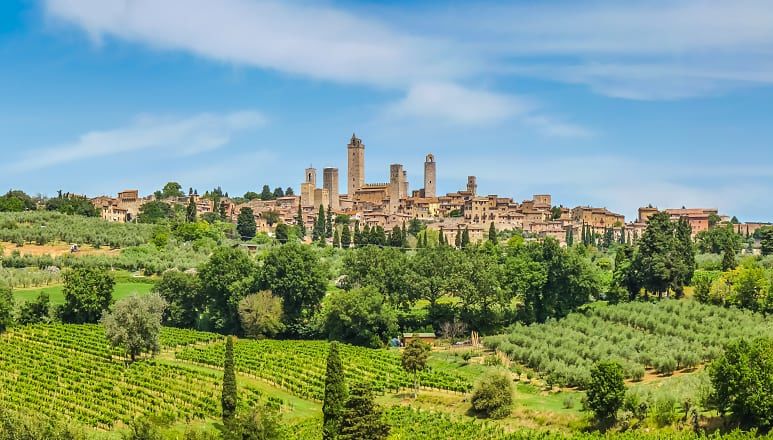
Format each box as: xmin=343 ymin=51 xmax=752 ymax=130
xmin=347 ymin=133 xmax=365 ymax=196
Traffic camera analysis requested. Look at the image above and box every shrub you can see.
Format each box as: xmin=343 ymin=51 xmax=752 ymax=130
xmin=652 ymin=395 xmax=678 ymax=427
xmin=470 ymin=371 xmax=514 ymax=419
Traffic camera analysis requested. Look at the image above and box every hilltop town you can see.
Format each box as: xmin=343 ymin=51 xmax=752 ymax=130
xmin=89 ymin=133 xmax=768 ymax=248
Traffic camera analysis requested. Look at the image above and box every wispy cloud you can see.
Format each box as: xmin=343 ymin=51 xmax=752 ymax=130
xmin=43 ymin=0 xmax=587 ymax=131
xmin=4 ymin=110 xmax=265 ymax=173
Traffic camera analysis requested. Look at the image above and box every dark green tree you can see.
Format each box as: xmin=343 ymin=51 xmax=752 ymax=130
xmin=722 ymin=239 xmax=737 ymax=271
xmin=237 ymin=207 xmax=257 ymax=240
xmin=407 ymin=218 xmax=423 ymax=236
xmin=186 ymin=197 xmax=197 ymax=222
xmin=454 ymin=229 xmax=461 ymax=248
xmin=761 ymin=227 xmax=773 ymax=256
xmin=673 ymin=217 xmax=695 ymax=297
xmin=332 ymin=229 xmax=340 ymax=248
xmin=341 ymin=224 xmax=351 ymax=248
xmin=339 ymin=383 xmax=389 ymax=440
xmin=320 ymin=287 xmax=398 ymax=348
xmin=470 ymin=371 xmax=514 ymax=419
xmin=137 ymin=201 xmax=173 ymax=223
xmin=160 ymin=182 xmax=184 ymax=199
xmin=222 ymin=336 xmax=237 ymax=422
xmin=401 ymin=339 xmax=430 ymax=398
xmin=243 ymin=191 xmax=260 ymax=201
xmin=153 ymin=271 xmax=203 ymax=328
xmin=199 ymin=247 xmax=257 ymax=333
xmin=273 ymin=187 xmax=285 ymax=198
xmin=635 ymin=212 xmax=676 ymax=298
xmin=388 ymin=225 xmax=403 ymax=248
xmin=295 ymin=205 xmax=306 ymax=239
xmin=275 ymin=223 xmax=290 ymax=244
xmin=461 ymin=227 xmax=470 ymax=248
xmin=261 ymin=243 xmax=327 ymax=324
xmin=586 ymin=361 xmax=625 ymax=423
xmin=488 ymin=222 xmax=497 ymax=244
xmin=353 ymin=222 xmax=363 ymax=247
xmin=323 ymin=342 xmax=348 ymax=440
xmin=17 ymin=292 xmax=51 ymax=325
xmin=709 ymin=337 xmax=773 ymax=429
xmin=326 ymin=208 xmax=334 ymax=239
xmin=59 ymin=268 xmax=114 ymax=324
xmin=285 ymin=187 xmax=294 ymax=196
xmin=260 ymin=185 xmax=274 ymax=201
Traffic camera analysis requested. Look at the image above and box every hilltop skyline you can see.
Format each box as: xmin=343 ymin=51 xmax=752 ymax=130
xmin=2 ymin=1 xmax=773 ymax=221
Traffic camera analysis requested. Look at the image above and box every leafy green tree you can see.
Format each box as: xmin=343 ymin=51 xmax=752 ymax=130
xmin=0 ymin=284 xmax=13 ymax=332
xmin=388 ymin=225 xmax=403 ymax=248
xmin=0 ymin=190 xmax=35 ymax=212
xmin=138 ymin=201 xmax=173 ymax=224
xmin=323 ymin=342 xmax=347 ymax=440
xmin=353 ymin=222 xmax=363 ymax=247
xmin=470 ymin=371 xmax=514 ymax=419
xmin=274 ymin=223 xmax=289 ymax=244
xmin=320 ymin=287 xmax=397 ymax=348
xmin=454 ymin=229 xmax=461 ymax=248
xmin=673 ymin=218 xmax=695 ymax=297
xmin=224 ymin=405 xmax=288 ymax=440
xmin=160 ymin=182 xmax=185 ymax=199
xmin=222 ymin=336 xmax=237 ymax=422
xmin=708 ymin=212 xmax=722 ymax=228
xmin=696 ymin=225 xmax=742 ymax=254
xmin=341 ymin=246 xmax=410 ymax=307
xmin=238 ymin=291 xmax=284 ymax=338
xmin=586 ymin=361 xmax=626 ymax=423
xmin=341 ymin=224 xmax=351 ymax=248
xmin=261 ymin=242 xmax=327 ymax=324
xmin=102 ymin=293 xmax=167 ymax=362
xmin=709 ymin=337 xmax=773 ymax=429
xmin=243 ymin=191 xmax=260 ymax=201
xmin=488 ymin=222 xmax=497 ymax=244
xmin=152 ymin=271 xmax=203 ymax=328
xmin=237 ymin=207 xmax=257 ymax=240
xmin=199 ymin=247 xmax=258 ymax=333
xmin=339 ymin=383 xmax=389 ymax=440
xmin=407 ymin=218 xmax=423 ymax=236
xmin=401 ymin=339 xmax=430 ymax=398
xmin=273 ymin=187 xmax=285 ymax=199
xmin=45 ymin=194 xmax=98 ymax=217
xmin=611 ymin=244 xmax=640 ymax=301
xmin=407 ymin=246 xmax=460 ymax=311
xmin=59 ymin=268 xmax=114 ymax=323
xmin=260 ymin=185 xmax=274 ymax=201
xmin=261 ymin=211 xmax=280 ymax=227
xmin=636 ymin=212 xmax=677 ymax=298
xmin=17 ymin=292 xmax=51 ymax=325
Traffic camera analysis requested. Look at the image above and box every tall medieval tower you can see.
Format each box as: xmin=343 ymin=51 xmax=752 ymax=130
xmin=323 ymin=167 xmax=339 ymax=211
xmin=389 ymin=163 xmax=404 ymax=213
xmin=424 ymin=154 xmax=436 ymax=198
xmin=347 ymin=133 xmax=365 ymax=196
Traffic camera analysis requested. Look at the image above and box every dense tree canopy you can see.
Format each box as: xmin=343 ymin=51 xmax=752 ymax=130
xmin=101 ymin=293 xmax=167 ymax=361
xmin=153 ymin=271 xmax=203 ymax=328
xmin=59 ymin=268 xmax=114 ymax=324
xmin=199 ymin=247 xmax=258 ymax=333
xmin=319 ymin=286 xmax=397 ymax=348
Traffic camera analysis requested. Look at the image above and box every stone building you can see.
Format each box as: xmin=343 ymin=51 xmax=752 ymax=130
xmin=347 ymin=133 xmax=365 ymax=196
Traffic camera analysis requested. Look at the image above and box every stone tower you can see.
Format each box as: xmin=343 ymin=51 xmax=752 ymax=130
xmin=424 ymin=154 xmax=436 ymax=198
xmin=323 ymin=167 xmax=339 ymax=211
xmin=347 ymin=133 xmax=365 ymax=196
xmin=389 ymin=163 xmax=404 ymax=213
xmin=467 ymin=176 xmax=477 ymax=196
xmin=300 ymin=167 xmax=317 ymax=207
xmin=401 ymin=170 xmax=409 ymax=198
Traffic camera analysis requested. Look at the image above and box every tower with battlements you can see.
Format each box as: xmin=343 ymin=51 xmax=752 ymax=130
xmin=347 ymin=133 xmax=365 ymax=196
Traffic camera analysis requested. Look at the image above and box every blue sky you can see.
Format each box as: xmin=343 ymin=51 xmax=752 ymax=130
xmin=1 ymin=0 xmax=772 ymax=221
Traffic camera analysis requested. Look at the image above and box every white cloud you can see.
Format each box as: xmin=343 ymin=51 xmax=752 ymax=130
xmin=383 ymin=82 xmax=531 ymax=125
xmin=42 ymin=0 xmax=588 ymax=130
xmin=4 ymin=110 xmax=265 ymax=172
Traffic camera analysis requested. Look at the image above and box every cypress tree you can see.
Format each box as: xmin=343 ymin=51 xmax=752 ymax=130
xmin=341 ymin=224 xmax=351 ymax=248
xmin=721 ymin=240 xmax=737 ymax=271
xmin=323 ymin=342 xmax=348 ymax=440
xmin=454 ymin=229 xmax=461 ymax=248
xmin=326 ymin=208 xmax=334 ymax=238
xmin=461 ymin=227 xmax=470 ymax=248
xmin=488 ymin=222 xmax=497 ymax=244
xmin=339 ymin=383 xmax=389 ymax=440
xmin=186 ymin=197 xmax=197 ymax=223
xmin=353 ymin=222 xmax=362 ymax=247
xmin=333 ymin=229 xmax=340 ymax=248
xmin=221 ymin=336 xmax=237 ymax=422
xmin=314 ymin=205 xmax=326 ymax=242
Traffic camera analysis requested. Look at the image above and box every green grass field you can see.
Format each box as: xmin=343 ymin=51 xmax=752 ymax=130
xmin=13 ymin=281 xmax=154 ymax=305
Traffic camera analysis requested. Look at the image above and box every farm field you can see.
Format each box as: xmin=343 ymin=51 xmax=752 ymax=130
xmin=485 ymin=300 xmax=773 ymax=388
xmin=12 ymin=281 xmax=154 ymax=305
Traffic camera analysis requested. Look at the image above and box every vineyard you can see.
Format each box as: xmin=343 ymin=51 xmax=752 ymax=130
xmin=175 ymin=338 xmax=472 ymax=401
xmin=0 ymin=212 xmax=154 ymax=248
xmin=0 ymin=324 xmax=279 ymax=429
xmin=485 ymin=300 xmax=773 ymax=388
